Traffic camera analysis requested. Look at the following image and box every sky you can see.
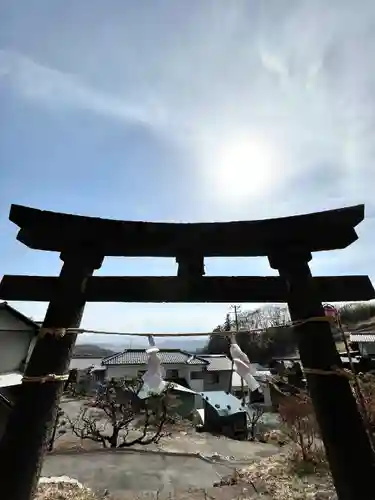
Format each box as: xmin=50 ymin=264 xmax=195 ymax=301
xmin=0 ymin=0 xmax=374 ymax=345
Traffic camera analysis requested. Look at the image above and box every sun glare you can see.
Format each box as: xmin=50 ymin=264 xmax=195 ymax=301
xmin=214 ymin=136 xmax=277 ymax=199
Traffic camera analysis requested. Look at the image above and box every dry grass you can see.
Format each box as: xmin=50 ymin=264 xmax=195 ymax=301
xmin=239 ymin=453 xmax=336 ymax=500
xmin=35 ymin=483 xmax=100 ymax=500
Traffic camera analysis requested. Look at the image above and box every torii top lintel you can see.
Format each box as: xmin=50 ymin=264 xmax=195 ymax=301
xmin=9 ymin=204 xmax=364 ymax=257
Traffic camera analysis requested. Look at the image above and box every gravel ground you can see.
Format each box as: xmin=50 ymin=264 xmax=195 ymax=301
xmin=43 ymin=450 xmax=232 ymax=494
xmin=57 ymin=398 xmax=280 ymax=461
xmin=41 ymin=398 xmax=340 ymax=499
xmin=47 ymin=397 xmax=287 ymax=497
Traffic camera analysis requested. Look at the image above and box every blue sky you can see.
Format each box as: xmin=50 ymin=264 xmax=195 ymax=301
xmin=0 ymin=0 xmax=374 ymax=344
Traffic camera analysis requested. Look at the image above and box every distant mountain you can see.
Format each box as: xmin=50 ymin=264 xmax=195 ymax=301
xmin=73 ymin=344 xmax=116 ymax=358
xmin=75 ymin=336 xmax=208 ymax=354
xmin=158 ymin=337 xmax=208 ymax=352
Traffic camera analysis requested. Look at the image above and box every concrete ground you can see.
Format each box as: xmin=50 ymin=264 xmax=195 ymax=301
xmin=43 ymin=450 xmax=230 ymax=495
xmin=42 ymin=446 xmax=279 ymax=497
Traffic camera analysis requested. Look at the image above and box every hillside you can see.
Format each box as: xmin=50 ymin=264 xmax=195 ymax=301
xmin=72 ymin=339 xmax=205 ymax=357
xmin=77 ymin=336 xmax=207 ymax=353
xmin=73 ymin=344 xmax=116 ymax=358
xmin=348 ymin=318 xmax=375 ymax=334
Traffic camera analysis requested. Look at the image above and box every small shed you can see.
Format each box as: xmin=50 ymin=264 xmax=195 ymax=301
xmin=135 ymin=382 xmax=197 ymax=419
xmin=199 ymin=391 xmax=248 ymax=440
xmin=168 ymin=383 xmax=197 ymax=418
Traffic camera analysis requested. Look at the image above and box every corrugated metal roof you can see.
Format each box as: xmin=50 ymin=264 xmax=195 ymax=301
xmin=169 ymin=382 xmax=197 ymax=394
xmin=350 ymin=334 xmax=375 ymax=343
xmin=199 ymin=391 xmax=246 ymax=416
xmin=199 ymin=355 xmax=232 ymax=371
xmin=103 ymin=349 xmax=207 ymax=366
xmin=138 ymin=381 xmax=197 ymax=399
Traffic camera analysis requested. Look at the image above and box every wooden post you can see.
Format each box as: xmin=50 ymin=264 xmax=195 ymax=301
xmin=0 ymin=251 xmax=103 ymax=500
xmin=269 ymin=251 xmax=374 ymax=500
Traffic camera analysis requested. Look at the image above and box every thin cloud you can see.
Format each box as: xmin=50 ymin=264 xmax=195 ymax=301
xmin=0 ymin=49 xmax=164 ymax=127
xmin=1 ymin=1 xmax=374 ymax=222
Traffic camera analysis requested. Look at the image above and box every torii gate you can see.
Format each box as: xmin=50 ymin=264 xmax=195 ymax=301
xmin=0 ymin=203 xmax=374 ymax=500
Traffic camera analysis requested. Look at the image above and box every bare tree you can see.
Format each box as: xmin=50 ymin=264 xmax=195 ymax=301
xmin=278 ymin=392 xmax=321 ymax=462
xmin=65 ymin=378 xmax=169 ymax=448
xmin=248 ymin=403 xmax=265 ymax=440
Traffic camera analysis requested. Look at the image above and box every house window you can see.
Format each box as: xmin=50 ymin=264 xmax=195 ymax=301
xmin=191 ymin=371 xmax=204 ymax=380
xmin=207 ymin=373 xmax=219 ymax=384
xmin=166 ymin=369 xmax=179 ymax=379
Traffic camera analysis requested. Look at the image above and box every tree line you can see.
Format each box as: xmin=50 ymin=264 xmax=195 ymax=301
xmin=203 ymin=302 xmax=375 ymax=365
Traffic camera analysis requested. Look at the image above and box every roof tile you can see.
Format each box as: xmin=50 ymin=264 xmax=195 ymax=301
xmin=350 ymin=334 xmax=375 ymax=343
xmin=103 ymin=349 xmax=207 ymax=366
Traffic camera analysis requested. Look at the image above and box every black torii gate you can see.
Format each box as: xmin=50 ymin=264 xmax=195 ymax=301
xmin=0 ymin=203 xmax=374 ymax=500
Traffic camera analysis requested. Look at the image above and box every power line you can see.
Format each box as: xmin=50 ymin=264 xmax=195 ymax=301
xmin=0 ymin=316 xmax=339 ymax=338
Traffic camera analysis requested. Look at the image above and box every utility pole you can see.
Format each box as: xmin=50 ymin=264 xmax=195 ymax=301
xmin=232 ymin=305 xmax=246 ymax=404
xmin=226 ymin=310 xmax=234 ymax=393
xmin=227 ymin=305 xmax=245 ymax=402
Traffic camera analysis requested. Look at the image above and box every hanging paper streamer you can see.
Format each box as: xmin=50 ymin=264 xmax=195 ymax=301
xmin=230 ymin=336 xmax=260 ymax=392
xmin=142 ymin=335 xmax=166 ymax=394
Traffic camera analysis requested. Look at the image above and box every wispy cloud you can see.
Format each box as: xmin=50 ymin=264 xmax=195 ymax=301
xmin=0 ymin=49 xmax=165 ymax=127
xmin=2 ymin=1 xmax=374 ymax=221
xmin=2 ymin=1 xmax=375 ymax=213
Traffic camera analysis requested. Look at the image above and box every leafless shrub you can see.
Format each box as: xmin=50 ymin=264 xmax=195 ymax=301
xmin=65 ymin=378 xmax=169 ymax=448
xmin=356 ymin=372 xmax=375 ymax=433
xmin=278 ymin=391 xmax=327 ymax=470
xmin=247 ymin=403 xmax=265 ymax=440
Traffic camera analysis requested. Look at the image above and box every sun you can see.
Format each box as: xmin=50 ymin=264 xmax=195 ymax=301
xmin=213 ymin=136 xmax=277 ymax=199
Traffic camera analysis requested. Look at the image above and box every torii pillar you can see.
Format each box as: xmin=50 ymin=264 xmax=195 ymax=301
xmin=269 ymin=250 xmax=375 ymax=500
xmin=0 ymin=251 xmax=103 ymax=500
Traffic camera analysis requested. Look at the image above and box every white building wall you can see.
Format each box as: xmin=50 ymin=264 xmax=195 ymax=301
xmin=359 ymin=342 xmax=375 ymax=356
xmin=69 ymin=358 xmax=103 ymax=370
xmin=105 ymin=363 xmax=205 ymax=393
xmin=259 ymin=381 xmax=272 ymax=408
xmin=186 ymin=366 xmax=204 ymax=393
xmin=106 ymin=365 xmax=139 ymax=380
xmin=0 ymin=309 xmax=35 ymax=374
